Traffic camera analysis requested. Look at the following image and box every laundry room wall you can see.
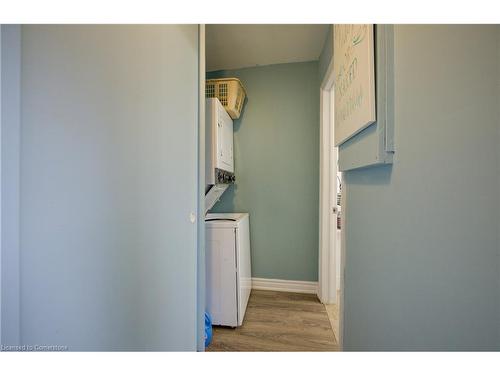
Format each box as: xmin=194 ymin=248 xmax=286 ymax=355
xmin=318 ymin=25 xmax=332 ymax=82
xmin=207 ymin=61 xmax=320 ymax=282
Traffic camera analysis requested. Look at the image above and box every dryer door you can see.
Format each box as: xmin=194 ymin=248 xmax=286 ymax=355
xmin=216 ymin=106 xmax=234 ymax=173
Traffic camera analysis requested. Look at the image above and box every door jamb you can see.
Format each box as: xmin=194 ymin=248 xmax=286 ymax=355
xmin=318 ymin=55 xmax=344 ymax=348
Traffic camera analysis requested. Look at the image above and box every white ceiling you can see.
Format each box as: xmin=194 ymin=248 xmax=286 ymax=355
xmin=206 ymin=24 xmax=329 ymax=72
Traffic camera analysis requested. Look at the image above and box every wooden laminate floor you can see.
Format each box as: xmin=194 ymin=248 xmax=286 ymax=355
xmin=206 ymin=290 xmax=339 ymax=351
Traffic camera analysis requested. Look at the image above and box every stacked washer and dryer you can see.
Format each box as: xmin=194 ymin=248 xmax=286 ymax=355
xmin=205 ymin=92 xmax=251 ymax=328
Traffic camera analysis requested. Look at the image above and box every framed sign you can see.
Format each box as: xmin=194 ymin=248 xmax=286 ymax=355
xmin=333 ymin=24 xmax=376 ymax=146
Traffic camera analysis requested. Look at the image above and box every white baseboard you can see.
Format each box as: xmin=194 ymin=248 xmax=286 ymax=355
xmin=252 ymin=277 xmax=318 ymax=294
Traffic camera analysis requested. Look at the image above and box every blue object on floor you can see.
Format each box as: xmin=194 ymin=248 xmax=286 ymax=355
xmin=204 ymin=311 xmax=213 ymax=347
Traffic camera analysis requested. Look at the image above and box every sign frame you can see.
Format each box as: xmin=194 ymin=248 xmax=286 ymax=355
xmin=333 ymin=24 xmax=376 ymax=146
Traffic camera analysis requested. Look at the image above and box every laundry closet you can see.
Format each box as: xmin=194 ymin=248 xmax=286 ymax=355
xmin=202 ymin=25 xmax=338 ymax=348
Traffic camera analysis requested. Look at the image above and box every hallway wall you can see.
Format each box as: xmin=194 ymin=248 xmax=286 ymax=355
xmin=2 ymin=25 xmax=200 ymax=350
xmin=341 ymin=25 xmax=500 ymax=350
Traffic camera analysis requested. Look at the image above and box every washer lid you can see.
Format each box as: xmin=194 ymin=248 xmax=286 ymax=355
xmin=205 ymin=213 xmax=249 ymax=228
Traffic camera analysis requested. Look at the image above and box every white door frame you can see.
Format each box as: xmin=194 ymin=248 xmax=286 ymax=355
xmin=318 ymin=56 xmax=344 ymax=347
xmin=318 ymin=82 xmax=336 ymax=305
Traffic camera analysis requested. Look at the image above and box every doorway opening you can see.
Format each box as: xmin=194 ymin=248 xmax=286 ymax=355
xmin=200 ymin=24 xmax=341 ymax=351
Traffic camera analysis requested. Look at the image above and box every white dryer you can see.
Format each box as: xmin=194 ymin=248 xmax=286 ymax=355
xmin=205 ymin=213 xmax=251 ymax=327
xmin=205 ymin=98 xmax=235 ymax=213
xmin=205 ymin=97 xmax=234 ymax=186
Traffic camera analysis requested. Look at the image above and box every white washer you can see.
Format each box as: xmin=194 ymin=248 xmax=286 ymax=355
xmin=205 ymin=213 xmax=251 ymax=327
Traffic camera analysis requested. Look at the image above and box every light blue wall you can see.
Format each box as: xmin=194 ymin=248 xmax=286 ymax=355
xmin=207 ymin=62 xmax=320 ymax=282
xmin=0 ymin=25 xmax=2 ymax=344
xmin=1 ymin=25 xmax=21 ymax=346
xmin=13 ymin=25 xmax=200 ymax=351
xmin=497 ymin=27 xmax=500 ymax=345
xmin=318 ymin=25 xmax=332 ymax=83
xmin=342 ymin=25 xmax=500 ymax=350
